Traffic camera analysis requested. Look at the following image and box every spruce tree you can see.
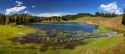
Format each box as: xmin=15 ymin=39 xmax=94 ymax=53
xmin=0 ymin=14 xmax=3 ymax=24
xmin=5 ymin=16 xmax=10 ymax=25
xmin=122 ymin=9 xmax=125 ymax=25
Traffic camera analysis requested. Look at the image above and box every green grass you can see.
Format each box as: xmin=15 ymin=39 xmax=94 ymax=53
xmin=40 ymin=33 xmax=124 ymax=54
xmin=0 ymin=16 xmax=125 ymax=54
xmin=0 ymin=25 xmax=37 ymax=54
xmin=92 ymin=25 xmax=112 ymax=34
xmin=43 ymin=16 xmax=125 ymax=54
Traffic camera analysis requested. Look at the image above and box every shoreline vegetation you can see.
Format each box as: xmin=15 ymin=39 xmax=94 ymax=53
xmin=69 ymin=16 xmax=125 ymax=32
xmin=38 ymin=16 xmax=125 ymax=54
xmin=0 ymin=14 xmax=125 ymax=54
xmin=43 ymin=16 xmax=125 ymax=32
xmin=0 ymin=12 xmax=118 ymax=25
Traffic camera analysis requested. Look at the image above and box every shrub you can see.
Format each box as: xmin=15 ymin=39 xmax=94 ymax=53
xmin=92 ymin=26 xmax=112 ymax=34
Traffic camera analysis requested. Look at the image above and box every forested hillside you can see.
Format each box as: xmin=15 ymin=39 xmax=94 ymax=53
xmin=0 ymin=12 xmax=118 ymax=25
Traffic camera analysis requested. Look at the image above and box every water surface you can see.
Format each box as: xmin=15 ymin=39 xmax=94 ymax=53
xmin=28 ymin=22 xmax=97 ymax=33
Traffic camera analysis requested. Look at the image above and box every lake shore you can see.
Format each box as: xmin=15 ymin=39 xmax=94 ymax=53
xmin=0 ymin=16 xmax=125 ymax=54
xmin=68 ymin=16 xmax=125 ymax=32
xmin=42 ymin=16 xmax=125 ymax=33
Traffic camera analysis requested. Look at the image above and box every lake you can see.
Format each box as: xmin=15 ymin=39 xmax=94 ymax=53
xmin=12 ymin=22 xmax=115 ymax=51
xmin=27 ymin=22 xmax=97 ymax=33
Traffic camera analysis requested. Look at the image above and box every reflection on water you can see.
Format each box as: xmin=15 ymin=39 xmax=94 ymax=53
xmin=27 ymin=22 xmax=97 ymax=33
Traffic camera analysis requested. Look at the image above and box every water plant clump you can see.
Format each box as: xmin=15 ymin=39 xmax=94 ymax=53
xmin=10 ymin=30 xmax=88 ymax=50
xmin=10 ymin=26 xmax=116 ymax=51
xmin=92 ymin=26 xmax=113 ymax=34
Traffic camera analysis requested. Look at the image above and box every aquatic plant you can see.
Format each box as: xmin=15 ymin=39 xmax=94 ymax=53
xmin=92 ymin=26 xmax=112 ymax=34
xmin=10 ymin=25 xmax=114 ymax=51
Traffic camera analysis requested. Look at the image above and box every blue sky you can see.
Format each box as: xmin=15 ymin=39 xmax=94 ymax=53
xmin=0 ymin=0 xmax=125 ymax=17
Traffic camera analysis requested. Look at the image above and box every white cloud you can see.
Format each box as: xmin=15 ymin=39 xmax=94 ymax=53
xmin=37 ymin=13 xmax=75 ymax=17
xmin=32 ymin=6 xmax=36 ymax=8
xmin=16 ymin=1 xmax=23 ymax=6
xmin=5 ymin=6 xmax=27 ymax=14
xmin=5 ymin=1 xmax=27 ymax=14
xmin=100 ymin=2 xmax=122 ymax=14
xmin=24 ymin=11 xmax=29 ymax=13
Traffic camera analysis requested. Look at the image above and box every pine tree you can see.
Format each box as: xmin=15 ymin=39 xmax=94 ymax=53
xmin=122 ymin=9 xmax=125 ymax=25
xmin=95 ymin=12 xmax=100 ymax=16
xmin=0 ymin=14 xmax=3 ymax=24
xmin=5 ymin=16 xmax=10 ymax=25
xmin=101 ymin=12 xmax=104 ymax=16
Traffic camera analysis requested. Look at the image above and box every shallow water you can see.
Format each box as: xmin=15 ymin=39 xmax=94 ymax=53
xmin=27 ymin=22 xmax=97 ymax=33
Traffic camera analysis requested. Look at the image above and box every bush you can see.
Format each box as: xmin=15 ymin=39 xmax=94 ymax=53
xmin=92 ymin=26 xmax=112 ymax=34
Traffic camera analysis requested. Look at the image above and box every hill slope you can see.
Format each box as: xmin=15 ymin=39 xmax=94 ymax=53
xmin=69 ymin=16 xmax=125 ymax=32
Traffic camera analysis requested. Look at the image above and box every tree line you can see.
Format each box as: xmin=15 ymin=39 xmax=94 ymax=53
xmin=0 ymin=12 xmax=119 ymax=25
xmin=95 ymin=12 xmax=118 ymax=17
xmin=122 ymin=9 xmax=125 ymax=25
xmin=0 ymin=13 xmax=94 ymax=25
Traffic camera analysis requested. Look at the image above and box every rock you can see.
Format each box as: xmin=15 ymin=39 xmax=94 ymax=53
xmin=16 ymin=25 xmax=25 ymax=28
xmin=101 ymin=32 xmax=118 ymax=37
xmin=87 ymin=22 xmax=95 ymax=24
xmin=15 ymin=32 xmax=26 ymax=35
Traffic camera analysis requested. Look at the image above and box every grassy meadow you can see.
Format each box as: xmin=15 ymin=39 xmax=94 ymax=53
xmin=69 ymin=16 xmax=125 ymax=32
xmin=0 ymin=25 xmax=37 ymax=54
xmin=68 ymin=16 xmax=125 ymax=54
xmin=0 ymin=16 xmax=125 ymax=54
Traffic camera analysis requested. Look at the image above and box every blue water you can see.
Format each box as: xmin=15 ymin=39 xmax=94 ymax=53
xmin=28 ymin=22 xmax=97 ymax=33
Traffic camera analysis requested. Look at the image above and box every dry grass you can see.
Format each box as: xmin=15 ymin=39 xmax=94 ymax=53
xmin=69 ymin=16 xmax=125 ymax=32
xmin=68 ymin=16 xmax=125 ymax=54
